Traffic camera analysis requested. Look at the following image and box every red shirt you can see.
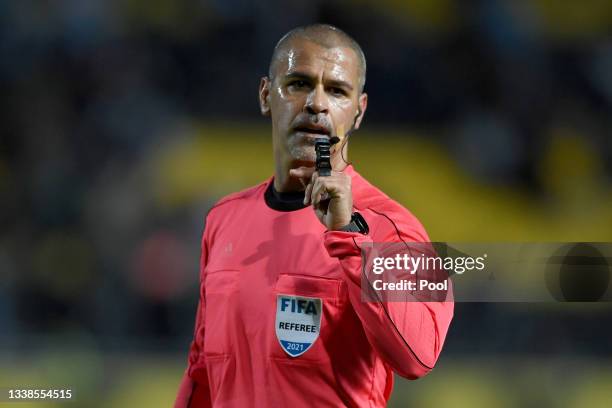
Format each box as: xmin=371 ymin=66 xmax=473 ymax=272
xmin=175 ymin=165 xmax=454 ymax=407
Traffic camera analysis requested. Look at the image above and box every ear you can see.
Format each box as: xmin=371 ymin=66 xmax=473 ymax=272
xmin=353 ymin=93 xmax=368 ymax=130
xmin=259 ymin=77 xmax=271 ymax=116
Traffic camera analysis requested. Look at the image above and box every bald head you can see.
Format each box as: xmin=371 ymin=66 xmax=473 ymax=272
xmin=268 ymin=24 xmax=367 ymax=93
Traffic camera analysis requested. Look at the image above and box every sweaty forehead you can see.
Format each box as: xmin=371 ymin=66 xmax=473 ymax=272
xmin=275 ymin=40 xmax=359 ymax=83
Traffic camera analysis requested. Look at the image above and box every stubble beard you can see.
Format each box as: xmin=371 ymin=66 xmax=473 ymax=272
xmin=287 ymin=135 xmax=316 ymax=165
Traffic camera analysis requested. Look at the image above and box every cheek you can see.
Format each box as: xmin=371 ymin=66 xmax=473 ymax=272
xmin=273 ymin=93 xmax=303 ymax=125
xmin=331 ymin=101 xmax=356 ymax=126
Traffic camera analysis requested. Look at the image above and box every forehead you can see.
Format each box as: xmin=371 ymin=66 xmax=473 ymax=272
xmin=275 ymin=39 xmax=360 ymax=82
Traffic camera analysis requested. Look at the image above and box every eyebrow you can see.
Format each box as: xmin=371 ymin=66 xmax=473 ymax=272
xmin=284 ymin=71 xmax=354 ymax=91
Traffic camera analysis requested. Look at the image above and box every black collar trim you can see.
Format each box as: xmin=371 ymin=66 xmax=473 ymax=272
xmin=264 ymin=181 xmax=308 ymax=212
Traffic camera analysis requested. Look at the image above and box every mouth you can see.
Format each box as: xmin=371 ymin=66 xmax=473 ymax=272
xmin=293 ymin=125 xmax=331 ymax=137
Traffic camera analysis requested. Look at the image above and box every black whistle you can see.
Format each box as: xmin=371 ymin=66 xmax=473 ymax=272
xmin=315 ymin=138 xmax=333 ymax=176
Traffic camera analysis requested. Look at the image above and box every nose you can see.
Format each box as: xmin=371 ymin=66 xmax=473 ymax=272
xmin=304 ymin=85 xmax=329 ymax=115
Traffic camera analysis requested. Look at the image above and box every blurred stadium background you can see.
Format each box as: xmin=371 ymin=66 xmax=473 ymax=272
xmin=1 ymin=0 xmax=611 ymax=407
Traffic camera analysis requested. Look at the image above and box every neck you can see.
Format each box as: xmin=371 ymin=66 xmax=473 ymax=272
xmin=274 ymin=159 xmax=305 ymax=192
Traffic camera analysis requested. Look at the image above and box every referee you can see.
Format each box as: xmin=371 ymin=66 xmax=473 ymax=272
xmin=175 ymin=24 xmax=454 ymax=407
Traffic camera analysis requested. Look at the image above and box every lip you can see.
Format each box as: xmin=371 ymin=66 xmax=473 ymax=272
xmin=294 ymin=129 xmax=330 ymax=137
xmin=293 ymin=131 xmax=332 ymax=145
xmin=292 ymin=124 xmax=331 ymax=136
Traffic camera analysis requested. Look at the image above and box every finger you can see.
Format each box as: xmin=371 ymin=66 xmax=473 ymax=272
xmin=304 ymin=171 xmax=320 ymax=205
xmin=311 ymin=178 xmax=331 ymax=206
xmin=314 ymin=205 xmax=326 ymax=222
xmin=318 ymin=176 xmax=349 ymax=205
xmin=289 ymin=166 xmax=316 ymax=180
xmin=309 ymin=177 xmax=321 ymax=206
xmin=303 ymin=180 xmax=314 ymax=205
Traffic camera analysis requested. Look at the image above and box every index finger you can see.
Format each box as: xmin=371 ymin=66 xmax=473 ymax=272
xmin=289 ymin=166 xmax=316 ymax=179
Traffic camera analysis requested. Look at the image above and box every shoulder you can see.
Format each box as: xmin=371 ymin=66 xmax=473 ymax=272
xmin=206 ymin=179 xmax=269 ymax=222
xmin=351 ymin=169 xmax=429 ymax=243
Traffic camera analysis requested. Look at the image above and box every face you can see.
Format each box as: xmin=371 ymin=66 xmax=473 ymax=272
xmin=259 ymin=39 xmax=367 ymax=168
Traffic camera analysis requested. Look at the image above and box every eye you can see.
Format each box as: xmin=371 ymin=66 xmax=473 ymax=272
xmin=288 ymin=80 xmax=308 ymax=89
xmin=329 ymin=87 xmax=347 ymax=97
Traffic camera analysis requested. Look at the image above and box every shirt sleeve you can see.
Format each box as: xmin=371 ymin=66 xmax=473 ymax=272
xmin=175 ymin=224 xmax=212 ymax=408
xmin=323 ymin=210 xmax=454 ymax=380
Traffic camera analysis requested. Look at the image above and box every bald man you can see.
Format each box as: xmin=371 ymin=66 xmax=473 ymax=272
xmin=175 ymin=24 xmax=454 ymax=407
